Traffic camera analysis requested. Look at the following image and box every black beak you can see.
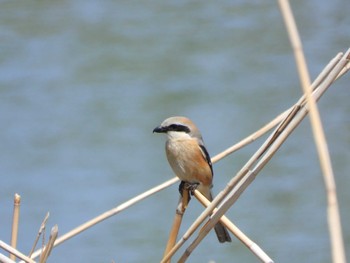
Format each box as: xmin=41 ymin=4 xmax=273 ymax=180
xmin=153 ymin=126 xmax=167 ymax=133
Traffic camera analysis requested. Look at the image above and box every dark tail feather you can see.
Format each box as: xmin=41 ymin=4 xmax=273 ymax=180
xmin=204 ymin=189 xmax=231 ymax=243
xmin=214 ymin=222 xmax=232 ymax=243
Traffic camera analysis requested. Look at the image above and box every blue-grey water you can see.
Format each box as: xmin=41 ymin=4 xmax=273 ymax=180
xmin=1 ymin=1 xmax=349 ymax=262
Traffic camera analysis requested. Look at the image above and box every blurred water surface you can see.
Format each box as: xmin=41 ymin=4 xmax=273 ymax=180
xmin=0 ymin=1 xmax=349 ymax=262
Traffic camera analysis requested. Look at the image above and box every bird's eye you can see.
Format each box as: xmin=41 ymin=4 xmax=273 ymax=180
xmin=168 ymin=124 xmax=190 ymax=133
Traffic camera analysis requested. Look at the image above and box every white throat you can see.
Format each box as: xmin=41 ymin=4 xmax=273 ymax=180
xmin=166 ymin=131 xmax=192 ymax=140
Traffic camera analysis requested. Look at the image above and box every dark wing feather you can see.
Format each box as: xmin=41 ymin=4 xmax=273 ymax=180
xmin=199 ymin=144 xmax=213 ymax=176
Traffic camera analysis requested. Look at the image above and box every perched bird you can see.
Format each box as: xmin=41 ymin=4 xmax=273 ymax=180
xmin=153 ymin=116 xmax=231 ymax=243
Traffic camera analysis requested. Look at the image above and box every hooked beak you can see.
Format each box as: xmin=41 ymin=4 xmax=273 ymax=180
xmin=153 ymin=126 xmax=167 ymax=133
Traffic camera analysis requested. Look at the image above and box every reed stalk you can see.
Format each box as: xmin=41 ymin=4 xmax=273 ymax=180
xmin=336 ymin=59 xmax=350 ymax=80
xmin=0 ymin=254 xmax=16 ymax=263
xmin=278 ymin=1 xmax=346 ymax=262
xmin=193 ymin=190 xmax=273 ymax=263
xmin=0 ymin=240 xmax=35 ymax=263
xmin=163 ymin=191 xmax=190 ymax=263
xmin=39 ymin=225 xmax=58 ymax=263
xmin=163 ymin=209 xmax=183 ymax=263
xmin=10 ymin=193 xmax=21 ymax=261
xmin=28 ymin=212 xmax=50 ymax=258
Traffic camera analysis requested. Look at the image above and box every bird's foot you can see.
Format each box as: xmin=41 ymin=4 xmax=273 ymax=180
xmin=179 ymin=181 xmax=199 ymax=209
xmin=182 ymin=181 xmax=199 ymax=196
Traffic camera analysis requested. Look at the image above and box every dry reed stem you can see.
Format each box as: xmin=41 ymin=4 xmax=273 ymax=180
xmin=278 ymin=1 xmax=346 ymax=262
xmin=175 ymin=50 xmax=349 ymax=262
xmin=163 ymin=194 xmax=188 ymax=263
xmin=163 ymin=211 xmax=183 ymax=263
xmin=0 ymin=253 xmax=16 ymax=263
xmin=10 ymin=193 xmax=21 ymax=261
xmin=0 ymin=240 xmax=35 ymax=263
xmin=336 ymin=59 xmax=350 ymax=80
xmin=28 ymin=212 xmax=50 ymax=258
xmin=39 ymin=225 xmax=58 ymax=263
xmin=193 ymin=190 xmax=274 ymax=263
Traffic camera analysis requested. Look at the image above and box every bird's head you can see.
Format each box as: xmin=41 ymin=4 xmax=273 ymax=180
xmin=153 ymin=116 xmax=203 ymax=140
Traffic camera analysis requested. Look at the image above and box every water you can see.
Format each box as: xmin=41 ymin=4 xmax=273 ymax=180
xmin=1 ymin=1 xmax=349 ymax=262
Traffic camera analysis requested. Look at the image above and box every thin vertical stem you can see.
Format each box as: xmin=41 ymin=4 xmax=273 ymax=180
xmin=163 ymin=192 xmax=189 ymax=263
xmin=277 ymin=1 xmax=346 ymax=262
xmin=10 ymin=193 xmax=21 ymax=261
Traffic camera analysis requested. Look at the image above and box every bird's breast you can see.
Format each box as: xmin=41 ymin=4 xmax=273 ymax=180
xmin=165 ymin=139 xmax=212 ymax=185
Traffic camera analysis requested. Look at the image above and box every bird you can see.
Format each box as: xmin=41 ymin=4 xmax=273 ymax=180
xmin=153 ymin=116 xmax=231 ymax=243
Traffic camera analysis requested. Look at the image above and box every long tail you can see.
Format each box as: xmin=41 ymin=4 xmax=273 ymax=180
xmin=214 ymin=221 xmax=231 ymax=243
xmin=200 ymin=186 xmax=231 ymax=243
